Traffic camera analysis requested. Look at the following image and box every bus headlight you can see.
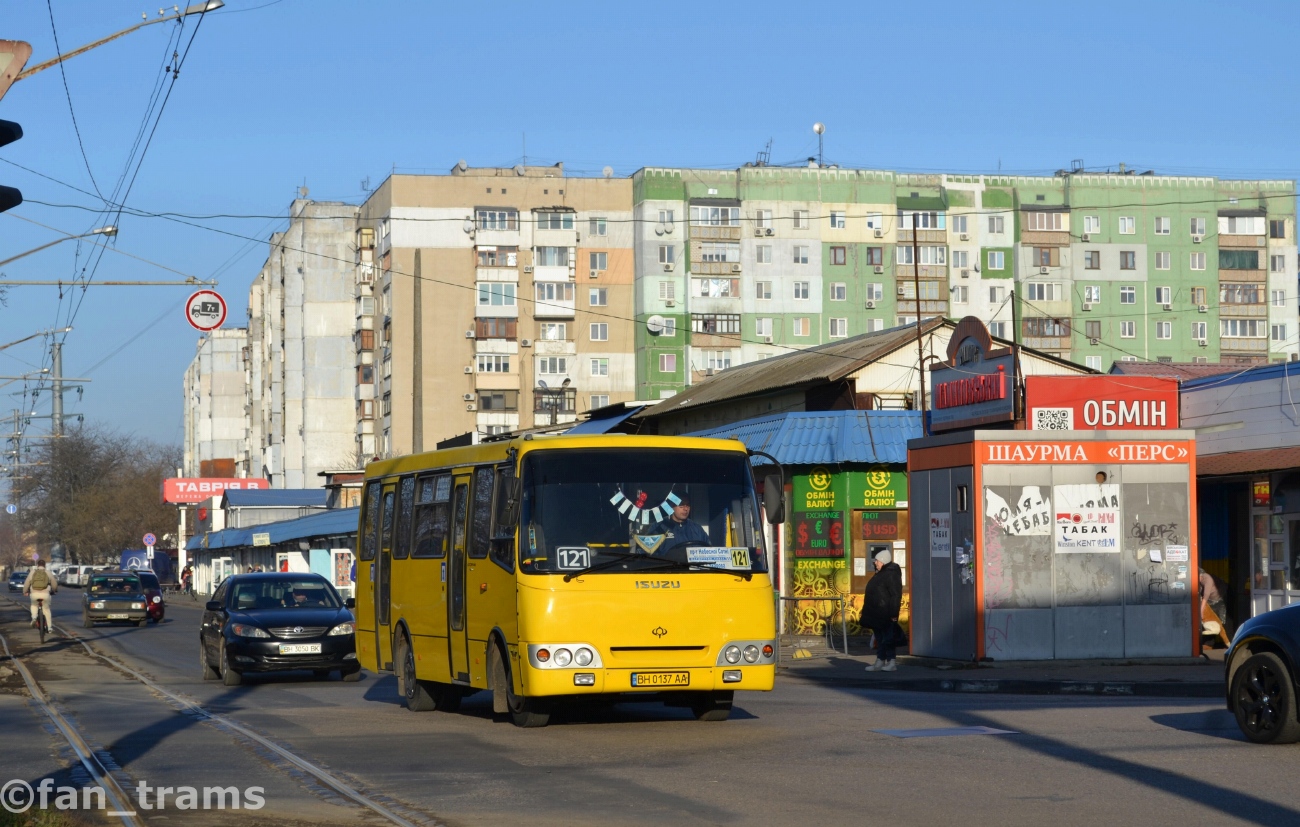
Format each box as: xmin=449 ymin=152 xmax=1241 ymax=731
xmin=528 ymin=644 xmax=603 ymax=669
xmin=553 ymin=648 xmax=573 ymax=667
xmin=575 ymin=647 xmax=594 ymax=666
xmin=717 ymin=640 xmax=778 ymax=666
xmin=724 ymin=645 xmax=742 ymax=664
xmin=743 ymin=645 xmax=760 ymax=663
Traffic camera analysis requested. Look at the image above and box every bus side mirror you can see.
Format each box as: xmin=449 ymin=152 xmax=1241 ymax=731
xmin=763 ymin=475 xmax=785 ymax=524
xmin=498 ymin=476 xmax=522 ymax=531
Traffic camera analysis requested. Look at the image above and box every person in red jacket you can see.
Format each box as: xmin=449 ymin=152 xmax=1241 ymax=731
xmin=862 ymin=550 xmax=903 ymax=672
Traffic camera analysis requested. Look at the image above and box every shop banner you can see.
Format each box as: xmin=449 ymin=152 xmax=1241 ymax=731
xmin=861 ymin=511 xmax=901 ymax=541
xmin=930 ymin=512 xmax=952 ymax=557
xmin=986 ymin=486 xmax=1052 ymax=536
xmin=793 ymin=467 xmax=840 ymax=511
xmin=1052 ymin=484 xmax=1120 ymax=552
xmin=1025 ymin=376 xmax=1179 ymax=431
xmin=847 ymin=468 xmax=908 ymax=509
xmin=793 ymin=511 xmax=844 ymax=559
xmin=982 ymin=441 xmax=1193 ymax=465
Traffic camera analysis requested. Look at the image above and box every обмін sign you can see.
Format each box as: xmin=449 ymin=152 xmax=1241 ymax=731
xmin=1025 ymin=376 xmax=1179 ymax=431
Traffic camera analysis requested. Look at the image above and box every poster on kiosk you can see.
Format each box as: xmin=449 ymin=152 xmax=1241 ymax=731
xmin=907 ymin=317 xmax=1198 ymax=662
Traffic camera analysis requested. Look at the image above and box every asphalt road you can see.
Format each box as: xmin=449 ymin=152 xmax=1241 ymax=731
xmin=1 ymin=590 xmax=1298 ymax=827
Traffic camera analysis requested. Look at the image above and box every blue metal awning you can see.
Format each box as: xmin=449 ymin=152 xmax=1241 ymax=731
xmin=567 ymin=404 xmax=645 ymax=434
xmin=188 ymin=507 xmax=359 ymax=552
xmin=689 ymin=411 xmax=922 ymax=467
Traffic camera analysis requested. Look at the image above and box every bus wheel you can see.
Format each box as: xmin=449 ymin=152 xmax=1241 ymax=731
xmin=397 ymin=635 xmax=436 ymax=712
xmin=690 ymin=691 xmax=733 ymax=722
xmin=491 ymin=644 xmax=549 ymax=728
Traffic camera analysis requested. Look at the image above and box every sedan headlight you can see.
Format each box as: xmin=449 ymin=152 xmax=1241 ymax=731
xmin=328 ymin=622 xmax=354 ymax=636
xmin=151 ymin=596 xmax=162 ymax=604
xmin=230 ymin=623 xmax=270 ymax=639
xmin=90 ymin=601 xmax=105 ymax=609
xmin=130 ymin=603 xmax=145 ymax=610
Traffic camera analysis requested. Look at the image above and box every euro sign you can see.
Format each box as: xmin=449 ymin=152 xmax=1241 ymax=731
xmin=831 ymin=522 xmax=842 ymax=545
xmin=815 ymin=520 xmax=824 ymax=535
xmin=797 ymin=522 xmax=809 ymax=545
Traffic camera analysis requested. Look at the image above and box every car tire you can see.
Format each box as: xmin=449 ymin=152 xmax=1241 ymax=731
xmin=342 ymin=667 xmax=362 ymax=683
xmin=82 ymin=610 xmax=92 ymax=629
xmin=136 ymin=619 xmax=147 ymax=628
xmin=200 ymin=646 xmax=219 ymax=681
xmin=1232 ymin=651 xmax=1300 ymax=744
xmin=690 ymin=691 xmax=734 ymax=722
xmin=397 ymin=635 xmax=436 ymax=711
xmin=219 ymin=646 xmax=242 ymax=687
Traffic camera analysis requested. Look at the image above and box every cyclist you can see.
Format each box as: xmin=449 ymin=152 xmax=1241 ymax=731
xmin=23 ymin=560 xmax=57 ymax=630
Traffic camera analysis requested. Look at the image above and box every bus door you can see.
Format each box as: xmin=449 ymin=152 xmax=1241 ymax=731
xmin=448 ymin=477 xmax=472 ymax=683
xmin=375 ymin=484 xmax=397 ymax=671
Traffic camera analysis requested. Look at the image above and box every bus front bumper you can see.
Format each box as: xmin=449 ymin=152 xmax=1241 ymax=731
xmin=520 ymin=664 xmax=775 ymax=696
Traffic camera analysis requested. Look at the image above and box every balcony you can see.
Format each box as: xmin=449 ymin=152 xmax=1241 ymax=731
xmin=690 ymin=261 xmax=743 ymax=276
xmin=1221 ymin=337 xmax=1268 ymax=353
xmin=1023 ymin=337 xmax=1069 ymax=351
xmin=896 ymin=300 xmax=949 ymax=315
xmin=1220 ymin=234 xmax=1266 ymax=248
xmin=1020 ymin=230 xmax=1071 ymax=247
xmin=897 ymin=229 xmax=947 ymax=244
xmin=535 ymin=338 xmax=575 ymax=356
xmin=533 ymin=299 xmax=575 ymax=319
xmin=1219 ymin=269 xmax=1267 ymax=283
xmin=895 ymin=264 xmax=948 ymax=279
xmin=533 ymin=387 xmax=577 ymax=416
xmin=689 ymin=225 xmax=742 ymax=242
xmin=1220 ymin=303 xmax=1267 ymax=318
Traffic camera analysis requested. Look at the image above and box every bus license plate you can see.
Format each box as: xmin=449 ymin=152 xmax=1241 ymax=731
xmin=631 ymin=671 xmax=689 ymax=687
xmin=279 ymin=643 xmax=322 ymax=655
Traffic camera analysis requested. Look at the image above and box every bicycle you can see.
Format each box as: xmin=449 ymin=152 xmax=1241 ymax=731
xmin=35 ymin=597 xmax=48 ymax=644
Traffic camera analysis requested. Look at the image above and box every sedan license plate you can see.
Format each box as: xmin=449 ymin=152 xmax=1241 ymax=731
xmin=279 ymin=643 xmax=322 ymax=655
xmin=107 ymin=613 xmax=129 ymax=619
xmin=631 ymin=671 xmax=690 ymax=687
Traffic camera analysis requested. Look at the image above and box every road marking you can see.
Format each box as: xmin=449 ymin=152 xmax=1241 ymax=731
xmin=874 ymin=726 xmax=1018 ymax=738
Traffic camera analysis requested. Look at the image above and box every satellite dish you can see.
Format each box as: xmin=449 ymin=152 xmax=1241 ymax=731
xmin=463 ymin=219 xmax=474 ymax=234
xmin=813 ymin=122 xmax=825 ymax=135
xmin=514 ymin=165 xmax=525 ymax=176
xmin=654 ymin=223 xmax=665 ymax=236
xmin=457 ymin=159 xmax=468 ymax=172
xmin=602 ymin=166 xmax=614 ymax=178
xmin=538 ymin=379 xmax=548 ymax=389
xmin=646 ymin=315 xmax=666 ymax=335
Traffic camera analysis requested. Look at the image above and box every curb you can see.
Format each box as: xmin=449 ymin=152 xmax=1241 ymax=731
xmin=780 ymin=671 xmax=1223 ymax=698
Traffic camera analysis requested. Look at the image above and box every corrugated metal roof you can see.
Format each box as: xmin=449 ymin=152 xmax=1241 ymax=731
xmin=221 ymin=489 xmax=328 ymax=508
xmin=1110 ymin=362 xmax=1241 ymax=382
xmin=689 ymin=411 xmax=921 ymax=466
xmin=635 ymin=319 xmax=950 ymax=420
xmin=187 ymin=507 xmax=359 ymax=552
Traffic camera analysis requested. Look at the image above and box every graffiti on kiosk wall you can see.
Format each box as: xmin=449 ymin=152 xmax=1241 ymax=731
xmin=985 ymin=486 xmax=1052 ymax=536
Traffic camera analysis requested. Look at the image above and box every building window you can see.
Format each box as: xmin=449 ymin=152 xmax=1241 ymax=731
xmin=866 ymin=319 xmax=884 ymax=333
xmin=1190 ymin=251 xmax=1207 ymax=271
xmin=1271 ymin=219 xmax=1287 ymax=239
xmin=357 ymin=364 xmax=375 ymax=385
xmin=1120 ymin=251 xmax=1137 ymax=270
xmin=538 ymin=322 xmax=567 ymax=341
xmin=1085 ymin=320 xmax=1102 ymax=339
xmin=1083 ymin=285 xmax=1101 ymax=304
xmin=1085 ymin=356 xmax=1102 ymax=370
xmin=536 ymin=212 xmax=574 ymax=231
xmin=988 ymin=215 xmax=1005 ymax=234
xmin=1221 ymin=319 xmax=1265 ymax=338
xmin=536 ymin=246 xmax=570 ymax=266
xmin=537 ymin=356 xmax=568 ymax=375
xmin=1155 ymin=251 xmax=1171 ymax=270
xmin=699 ymin=351 xmax=732 ymax=372
xmin=477 ymin=354 xmax=511 ymax=373
xmin=952 ymin=250 xmax=969 ymax=269
xmin=1026 ymin=282 xmax=1061 ymax=302
xmin=476 ymin=318 xmax=517 ymax=339
xmin=1272 ymin=289 xmax=1287 ymax=307
xmin=793 ymin=209 xmax=809 ymax=229
xmin=693 ymin=277 xmax=740 ymax=298
xmin=659 ymin=245 xmax=676 ymax=265
xmin=659 ymin=281 xmax=675 ymax=301
xmin=535 ymin=282 xmax=574 ymax=303
xmin=901 ymin=210 xmax=945 ymax=230
xmin=792 ymin=317 xmax=810 ymax=337
xmin=589 ymin=287 xmax=607 ymax=306
xmin=589 ymin=252 xmax=607 ymax=271
xmin=952 ymin=285 xmax=968 ymax=303
xmin=1034 ymin=247 xmax=1061 ymax=267
xmin=1025 ymin=212 xmax=1063 ymax=231
xmin=477 ymin=283 xmax=517 ymax=306
xmin=1120 ymin=285 xmax=1136 ymax=304
xmin=829 ymin=318 xmax=848 ymax=338
xmin=1083 ymin=250 xmax=1101 ymax=270
xmin=588 ymin=217 xmax=607 ymax=237
xmin=952 ymin=215 xmax=968 ymax=234
xmin=1271 ymin=254 xmax=1287 ymax=273
xmin=793 ymin=245 xmax=809 ymax=265
xmin=476 ymin=209 xmax=518 ymax=231
xmin=1120 ymin=321 xmax=1136 ymax=338
xmin=755 ymin=317 xmax=772 ymax=337
xmin=358 ymin=296 xmax=375 ymax=317
xmin=382 ymin=393 xmax=391 ymax=416
xmin=1155 ymin=286 xmax=1171 ymax=304
xmin=589 ymin=323 xmax=608 ymax=341
xmin=987 ymin=250 xmax=1005 ymax=270
xmin=896 ymin=245 xmax=946 ymax=266
xmin=1154 ymin=216 xmax=1171 ymax=235
xmin=1191 ymin=321 xmax=1207 ymax=340
xmin=830 ymin=211 xmax=846 ymax=229
xmin=658 ymin=353 xmax=676 ymax=373
xmin=866 ymin=283 xmax=884 ymax=301
xmin=1273 ymin=324 xmax=1288 ymax=342
xmin=357 ymin=329 xmax=375 ymax=350
xmin=756 ymin=245 xmax=772 ymax=264
xmin=691 ymin=314 xmax=741 ymax=334
xmin=755 ymin=209 xmax=772 ymax=229
xmin=533 ymin=388 xmax=576 ymax=415
xmin=477 ymin=246 xmax=519 ymax=267
xmin=358 ymin=399 xmax=375 ymax=419
xmin=1118 ymin=216 xmax=1135 ymax=234
xmin=866 ymin=246 xmax=884 ymax=266
xmin=989 ymin=285 xmax=1004 ymax=304
xmin=866 ymin=213 xmax=884 ymax=230
xmin=989 ymin=321 xmax=1008 ymax=338
xmin=661 ymin=317 xmax=677 ymax=336
xmin=658 ymin=209 xmax=675 ymax=225
xmin=1083 ymin=215 xmax=1100 ymax=234
xmin=1023 ymin=317 xmax=1070 ymax=337
xmin=590 ymin=358 xmax=609 ymax=376
xmin=1220 ymin=284 xmax=1262 ymax=304
xmin=830 ymin=282 xmax=847 ymax=301
xmin=478 ymin=390 xmax=519 ymax=412
xmin=589 ymin=394 xmax=608 ymax=409
xmin=1190 ymin=217 xmax=1206 ymax=236
xmin=1155 ymin=321 xmax=1172 ymax=340
xmin=1192 ymin=287 xmax=1207 ymax=306
xmin=756 ymin=281 xmax=772 ymax=300
xmin=1220 ymin=249 xmax=1261 ymax=271
xmin=830 ymin=246 xmax=846 ymax=265
xmin=793 ymin=281 xmax=810 ymax=300
xmin=698 ymin=242 xmax=741 ymax=263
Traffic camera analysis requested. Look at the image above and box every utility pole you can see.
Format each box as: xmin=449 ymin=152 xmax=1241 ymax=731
xmin=911 ymin=212 xmax=928 ymax=435
xmin=51 ymin=342 xmax=63 ymax=437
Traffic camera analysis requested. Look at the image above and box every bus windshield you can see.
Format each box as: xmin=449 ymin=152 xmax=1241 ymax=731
xmin=519 ymin=448 xmax=768 ymax=575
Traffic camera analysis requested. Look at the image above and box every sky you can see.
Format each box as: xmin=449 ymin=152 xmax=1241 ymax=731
xmin=2 ymin=0 xmax=1299 ymax=454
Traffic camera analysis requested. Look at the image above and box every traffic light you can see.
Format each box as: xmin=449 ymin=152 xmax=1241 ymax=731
xmin=1 ymin=41 xmax=32 ymax=215
xmin=0 ymin=120 xmax=21 ymax=214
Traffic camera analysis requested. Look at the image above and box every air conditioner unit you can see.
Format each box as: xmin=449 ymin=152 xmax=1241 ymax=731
xmin=462 ymin=393 xmax=475 ymax=401
xmin=873 ymin=265 xmax=884 ymax=274
xmin=665 ymin=298 xmax=675 ymax=307
xmin=1089 ymin=337 xmax=1100 ymax=346
xmin=1198 ymin=339 xmax=1208 ymax=347
xmin=465 ymin=330 xmax=476 ymax=338
xmin=1081 ymin=234 xmax=1091 ymax=242
xmin=764 ymin=228 xmax=774 ymax=237
xmin=873 ymin=229 xmax=883 ymax=238
xmin=762 ymin=335 xmax=773 ymax=343
xmin=754 ymin=228 xmax=765 ymax=237
xmin=1082 ymin=303 xmax=1093 ymax=312
xmin=1192 ymin=235 xmax=1203 ymax=244
xmin=523 ymin=265 xmax=534 ymax=272
xmin=520 ymin=338 xmax=532 ymax=347
xmin=959 ymin=233 xmax=969 ymax=241
xmin=663 ymin=263 xmax=674 ymax=272
xmin=1039 ymin=266 xmax=1050 ymax=274
xmin=706 ymin=368 xmax=715 ymax=377
xmin=897 ymin=285 xmax=907 ymax=295
xmin=960 ymin=269 xmax=970 ymax=279
xmin=1162 ymin=303 xmax=1173 ymax=311
xmin=1198 ymin=305 xmax=1208 ymax=313
xmin=463 ymin=366 xmax=474 ymax=374
xmin=466 ymin=403 xmax=477 ymax=411
xmin=866 ymin=300 xmax=877 ymax=310
xmin=731 ymin=264 xmax=742 ymax=273
xmin=590 ymin=270 xmax=600 ymax=279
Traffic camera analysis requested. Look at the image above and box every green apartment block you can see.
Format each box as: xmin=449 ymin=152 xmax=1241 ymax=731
xmin=632 ymin=166 xmax=1297 ymax=399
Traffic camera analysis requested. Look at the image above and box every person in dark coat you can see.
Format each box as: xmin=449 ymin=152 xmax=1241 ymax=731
xmin=862 ymin=550 xmax=904 ymax=672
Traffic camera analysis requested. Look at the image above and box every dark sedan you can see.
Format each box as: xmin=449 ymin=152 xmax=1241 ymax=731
xmin=200 ymin=572 xmax=360 ymax=686
xmin=7 ymin=571 xmax=26 ymax=592
xmin=137 ymin=571 xmax=165 ymax=623
xmin=1226 ymin=602 xmax=1300 ymax=743
xmin=83 ymin=571 xmax=149 ymax=627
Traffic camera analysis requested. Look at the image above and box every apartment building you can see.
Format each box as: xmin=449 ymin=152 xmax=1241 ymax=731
xmin=633 ymin=166 xmax=1297 ymax=398
xmin=182 ymin=327 xmax=249 ymax=477
xmin=355 ymin=164 xmax=635 ymax=456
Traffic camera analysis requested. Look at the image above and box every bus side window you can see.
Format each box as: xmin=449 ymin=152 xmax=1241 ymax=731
xmin=394 ymin=476 xmax=415 ymax=560
xmin=469 ymin=466 xmax=494 ymax=559
xmin=412 ymin=474 xmax=451 ymax=559
xmin=360 ymin=481 xmax=381 ymax=561
xmin=489 ymin=464 xmax=516 ymax=573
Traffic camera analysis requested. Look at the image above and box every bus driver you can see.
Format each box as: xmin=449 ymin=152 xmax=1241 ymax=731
xmin=647 ymin=494 xmax=708 ymax=555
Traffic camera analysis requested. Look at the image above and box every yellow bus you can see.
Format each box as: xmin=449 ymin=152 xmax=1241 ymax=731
xmin=355 ymin=433 xmax=777 ymax=727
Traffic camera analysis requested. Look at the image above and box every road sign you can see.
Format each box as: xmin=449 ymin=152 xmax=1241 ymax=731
xmin=5 ymin=503 xmax=15 ymax=514
xmin=142 ymin=532 xmax=157 ymax=546
xmin=185 ymin=289 xmax=227 ymax=332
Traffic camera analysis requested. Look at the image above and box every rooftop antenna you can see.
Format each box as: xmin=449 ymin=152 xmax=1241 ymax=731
xmin=602 ymin=166 xmax=614 ymax=179
xmin=812 ymin=122 xmax=825 ymax=167
xmin=755 ymin=138 xmax=772 ymax=167
xmin=1071 ymin=159 xmax=1084 ymax=173
xmin=360 ymin=176 xmax=371 ymax=193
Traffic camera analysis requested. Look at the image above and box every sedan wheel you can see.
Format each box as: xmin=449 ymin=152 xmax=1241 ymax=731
xmin=82 ymin=610 xmax=92 ymax=629
xmin=1232 ymin=651 xmax=1300 ymax=744
xmin=200 ymin=646 xmax=219 ymax=681
xmin=219 ymin=646 xmax=242 ymax=687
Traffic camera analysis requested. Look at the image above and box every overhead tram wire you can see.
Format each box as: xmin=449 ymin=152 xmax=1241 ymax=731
xmin=44 ymin=0 xmax=106 ymax=203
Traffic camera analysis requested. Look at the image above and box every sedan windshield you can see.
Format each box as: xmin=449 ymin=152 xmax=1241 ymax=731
xmin=89 ymin=575 xmax=141 ymax=593
xmin=520 ymin=448 xmax=767 ymax=575
xmin=230 ymin=578 xmax=340 ymax=611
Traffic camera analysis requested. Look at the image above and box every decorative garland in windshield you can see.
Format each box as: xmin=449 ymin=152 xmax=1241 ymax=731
xmin=609 ymin=488 xmax=682 ymax=526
